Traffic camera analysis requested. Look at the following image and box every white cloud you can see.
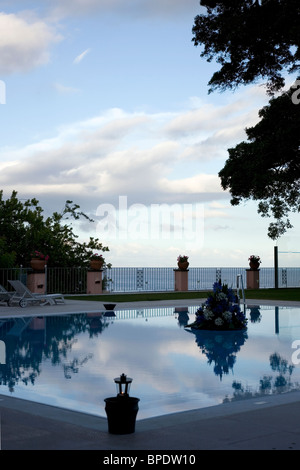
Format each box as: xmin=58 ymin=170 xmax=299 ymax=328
xmin=73 ymin=48 xmax=90 ymax=64
xmin=0 ymin=88 xmax=265 ymax=212
xmin=164 ymin=92 xmax=263 ymax=140
xmin=0 ymin=12 xmax=62 ymax=74
xmin=53 ymin=82 xmax=80 ymax=94
xmin=49 ymin=0 xmax=199 ymax=19
xmin=160 ymin=174 xmax=222 ymax=195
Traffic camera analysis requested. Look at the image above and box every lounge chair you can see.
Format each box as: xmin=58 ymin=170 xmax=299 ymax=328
xmin=8 ymin=280 xmax=65 ymax=308
xmin=0 ymin=284 xmax=14 ymax=305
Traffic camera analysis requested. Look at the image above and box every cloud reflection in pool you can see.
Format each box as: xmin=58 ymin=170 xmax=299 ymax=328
xmin=1 ymin=305 xmax=300 ymax=419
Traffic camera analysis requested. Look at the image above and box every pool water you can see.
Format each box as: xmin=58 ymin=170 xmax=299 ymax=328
xmin=1 ymin=304 xmax=300 ymax=420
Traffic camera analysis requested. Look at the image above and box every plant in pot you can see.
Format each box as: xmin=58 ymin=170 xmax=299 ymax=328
xmin=248 ymin=255 xmax=261 ymax=270
xmin=177 ymin=255 xmax=189 ymax=270
xmin=89 ymin=253 xmax=105 ymax=270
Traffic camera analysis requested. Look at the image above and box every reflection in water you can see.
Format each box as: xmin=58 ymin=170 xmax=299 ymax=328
xmin=174 ymin=307 xmax=190 ymax=328
xmin=0 ymin=313 xmax=109 ymax=392
xmin=187 ymin=329 xmax=248 ymax=380
xmin=1 ymin=305 xmax=300 ymax=418
xmin=63 ymin=354 xmax=93 ymax=379
xmin=248 ymin=305 xmax=262 ymax=323
xmin=226 ymin=353 xmax=297 ymax=403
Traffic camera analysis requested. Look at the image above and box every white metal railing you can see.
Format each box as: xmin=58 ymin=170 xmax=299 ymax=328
xmin=1 ymin=266 xmax=300 ymax=294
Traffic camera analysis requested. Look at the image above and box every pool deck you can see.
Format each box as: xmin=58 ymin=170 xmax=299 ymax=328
xmin=1 ymin=297 xmax=300 ymax=451
xmin=1 ymin=296 xmax=300 ymax=318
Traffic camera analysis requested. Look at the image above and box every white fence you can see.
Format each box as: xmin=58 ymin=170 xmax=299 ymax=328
xmin=1 ymin=266 xmax=300 ymax=294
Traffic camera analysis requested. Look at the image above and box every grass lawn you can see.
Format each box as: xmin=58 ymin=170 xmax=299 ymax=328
xmin=244 ymin=288 xmax=300 ymax=301
xmin=66 ymin=291 xmax=209 ymax=303
xmin=66 ymin=288 xmax=300 ymax=303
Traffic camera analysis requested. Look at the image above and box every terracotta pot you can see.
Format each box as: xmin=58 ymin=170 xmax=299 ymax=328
xmin=177 ymin=261 xmax=189 ymax=271
xmin=89 ymin=259 xmax=104 ymax=270
xmin=30 ymin=259 xmax=47 ymax=271
xmin=249 ymin=261 xmax=260 ymax=270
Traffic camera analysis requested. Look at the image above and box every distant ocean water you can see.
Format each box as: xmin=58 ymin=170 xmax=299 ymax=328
xmin=105 ymin=267 xmax=300 ymax=292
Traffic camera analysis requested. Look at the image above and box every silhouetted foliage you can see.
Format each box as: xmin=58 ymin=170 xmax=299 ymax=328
xmin=0 ymin=190 xmax=109 ymax=267
xmin=193 ymin=1 xmax=300 ymax=238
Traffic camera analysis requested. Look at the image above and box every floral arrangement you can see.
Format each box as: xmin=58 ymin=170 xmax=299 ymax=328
xmin=248 ymin=255 xmax=261 ymax=263
xmin=177 ymin=255 xmax=189 ymax=262
xmin=185 ymin=281 xmax=247 ymax=331
xmin=31 ymin=250 xmax=49 ymax=261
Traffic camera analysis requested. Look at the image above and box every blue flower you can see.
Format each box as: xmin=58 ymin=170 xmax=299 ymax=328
xmin=187 ymin=281 xmax=247 ymax=330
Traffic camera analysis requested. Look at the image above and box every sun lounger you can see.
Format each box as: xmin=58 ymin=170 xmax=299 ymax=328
xmin=7 ymin=280 xmax=65 ymax=308
xmin=7 ymin=317 xmax=33 ymax=336
xmin=0 ymin=284 xmax=14 ymax=304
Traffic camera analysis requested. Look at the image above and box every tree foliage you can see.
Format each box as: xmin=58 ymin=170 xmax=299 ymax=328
xmin=192 ymin=1 xmax=300 ymax=238
xmin=218 ymin=86 xmax=300 ymax=239
xmin=0 ymin=190 xmax=109 ymax=268
xmin=192 ymin=0 xmax=300 ymax=95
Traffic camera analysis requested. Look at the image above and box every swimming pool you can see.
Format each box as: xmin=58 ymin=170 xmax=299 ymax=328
xmin=1 ymin=304 xmax=300 ymax=420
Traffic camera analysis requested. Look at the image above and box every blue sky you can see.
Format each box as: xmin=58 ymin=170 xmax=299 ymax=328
xmin=0 ymin=0 xmax=299 ymax=268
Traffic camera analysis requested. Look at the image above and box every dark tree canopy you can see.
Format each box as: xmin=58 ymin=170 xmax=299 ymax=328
xmin=192 ymin=0 xmax=300 ymax=94
xmin=0 ymin=190 xmax=109 ymax=268
xmin=219 ymin=86 xmax=300 ymax=239
xmin=193 ymin=0 xmax=300 ymax=239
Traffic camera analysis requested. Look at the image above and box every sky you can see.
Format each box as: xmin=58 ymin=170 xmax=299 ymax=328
xmin=0 ymin=0 xmax=299 ymax=269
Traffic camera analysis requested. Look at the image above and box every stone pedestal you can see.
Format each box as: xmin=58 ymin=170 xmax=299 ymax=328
xmin=87 ymin=270 xmax=103 ymax=294
xmin=174 ymin=269 xmax=188 ymax=291
xmin=27 ymin=272 xmax=46 ymax=294
xmin=246 ymin=269 xmax=260 ymax=289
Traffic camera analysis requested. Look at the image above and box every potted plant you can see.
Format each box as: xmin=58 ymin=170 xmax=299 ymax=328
xmin=248 ymin=255 xmax=261 ymax=270
xmin=30 ymin=250 xmax=49 ymax=271
xmin=177 ymin=255 xmax=189 ymax=271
